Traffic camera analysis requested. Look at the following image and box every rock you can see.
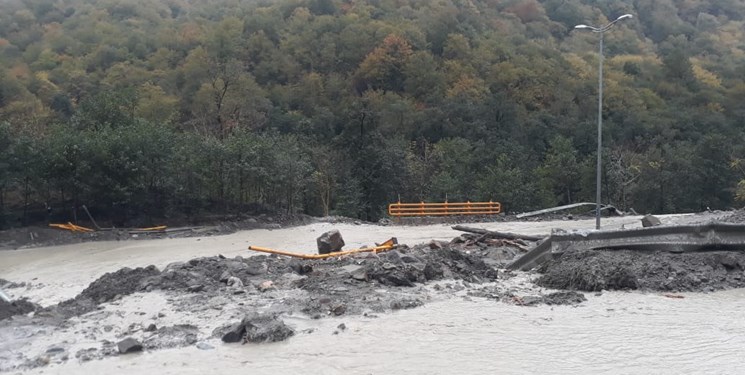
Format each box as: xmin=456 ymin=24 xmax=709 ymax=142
xmin=144 ymin=323 xmax=157 ymax=332
xmin=337 ymin=323 xmax=346 ymax=331
xmin=242 ymin=314 xmax=295 ymax=343
xmin=117 ymin=337 xmax=143 ymax=354
xmin=247 ymin=218 xmax=258 ymax=224
xmin=219 ymin=271 xmax=231 ymax=282
xmin=316 ymin=230 xmax=345 ymax=255
xmin=429 ymin=240 xmax=444 ymax=250
xmin=196 ymin=342 xmax=215 ymax=350
xmin=266 ymin=223 xmax=282 ymax=230
xmin=215 ymin=322 xmax=245 ymax=343
xmin=331 ymin=304 xmax=346 ymax=316
xmin=188 ymin=284 xmax=205 ymax=293
xmin=382 ymin=262 xmax=397 ymax=270
xmin=45 ymin=346 xmax=65 ymax=354
xmin=227 ymin=277 xmax=243 ymax=288
xmin=400 ymin=255 xmax=421 ymax=264
xmin=378 ymin=218 xmax=391 ymax=226
xmin=216 ymin=314 xmax=295 ymax=344
xmin=391 ymin=298 xmax=424 ymax=310
xmin=290 ymin=261 xmax=313 ymax=275
xmin=641 ymin=214 xmax=662 ymax=227
xmin=351 ymin=268 xmax=368 ymax=281
xmin=354 ymin=220 xmax=362 ymax=225
xmin=257 ymin=280 xmax=274 ymax=292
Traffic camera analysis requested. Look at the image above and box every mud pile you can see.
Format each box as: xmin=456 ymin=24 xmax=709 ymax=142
xmin=538 ymin=250 xmax=745 ymax=292
xmin=11 ymin=243 xmax=507 ymax=323
xmin=0 ymin=298 xmax=39 ymax=320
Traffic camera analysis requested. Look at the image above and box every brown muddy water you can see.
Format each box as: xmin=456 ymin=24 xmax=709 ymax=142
xmin=17 ymin=289 xmax=745 ymax=375
xmin=2 ymin=212 xmax=742 ymax=374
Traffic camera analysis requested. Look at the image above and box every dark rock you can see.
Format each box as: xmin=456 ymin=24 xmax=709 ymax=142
xmin=290 ymin=261 xmax=313 ymax=275
xmin=337 ymin=323 xmax=346 ymax=331
xmin=641 ymin=214 xmax=662 ymax=227
xmin=243 ymin=314 xmax=295 ymax=343
xmin=400 ymin=255 xmax=422 ymax=264
xmin=331 ymin=304 xmax=346 ymax=316
xmin=317 ymin=230 xmax=345 ymax=255
xmin=215 ymin=322 xmax=245 ymax=343
xmin=117 ymin=338 xmax=143 ymax=354
xmin=216 ymin=314 xmax=294 ymax=344
xmin=46 ymin=346 xmax=65 ymax=354
xmin=144 ymin=323 xmax=157 ymax=332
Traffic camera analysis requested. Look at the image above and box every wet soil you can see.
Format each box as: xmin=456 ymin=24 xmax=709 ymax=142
xmin=538 ymin=250 xmax=745 ymax=292
xmin=0 ymin=237 xmax=570 ymax=371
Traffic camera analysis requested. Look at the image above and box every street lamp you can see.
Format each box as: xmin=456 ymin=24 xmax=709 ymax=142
xmin=574 ymin=14 xmax=633 ymax=230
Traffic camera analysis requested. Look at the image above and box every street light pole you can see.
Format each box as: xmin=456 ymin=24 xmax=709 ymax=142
xmin=596 ymin=32 xmax=603 ymax=230
xmin=574 ymin=14 xmax=633 ymax=230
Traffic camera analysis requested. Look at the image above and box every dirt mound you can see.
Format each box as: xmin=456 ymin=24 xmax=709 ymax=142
xmin=538 ymin=250 xmax=745 ymax=292
xmin=0 ymin=298 xmax=39 ymax=320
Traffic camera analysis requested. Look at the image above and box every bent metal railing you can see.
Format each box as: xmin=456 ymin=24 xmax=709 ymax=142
xmin=388 ymin=201 xmax=501 ymax=217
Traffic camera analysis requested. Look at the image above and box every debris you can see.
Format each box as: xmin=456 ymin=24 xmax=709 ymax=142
xmin=248 ymin=237 xmax=398 ymax=259
xmin=257 ymin=280 xmax=274 ymax=292
xmin=641 ymin=214 xmax=662 ymax=227
xmin=508 ymin=223 xmax=745 ymax=271
xmin=227 ymin=276 xmax=243 ymax=288
xmin=663 ymin=294 xmax=685 ymax=299
xmin=317 ymin=230 xmax=346 ymax=254
xmin=516 ymin=202 xmax=618 ymax=219
xmin=117 ymin=338 xmax=143 ymax=354
xmin=452 ymin=225 xmax=543 ymax=241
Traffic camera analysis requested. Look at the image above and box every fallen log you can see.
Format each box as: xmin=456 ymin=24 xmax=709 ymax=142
xmin=451 ymin=225 xmax=543 ymax=242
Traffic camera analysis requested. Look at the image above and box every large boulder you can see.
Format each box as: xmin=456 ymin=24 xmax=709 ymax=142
xmin=316 ymin=230 xmax=345 ymax=255
xmin=117 ymin=337 xmax=143 ymax=354
xmin=214 ymin=313 xmax=294 ymax=344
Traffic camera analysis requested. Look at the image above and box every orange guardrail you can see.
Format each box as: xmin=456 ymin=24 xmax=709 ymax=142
xmin=388 ymin=201 xmax=501 ymax=217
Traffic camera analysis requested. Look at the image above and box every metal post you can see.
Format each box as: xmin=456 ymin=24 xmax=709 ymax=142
xmin=596 ymin=32 xmax=604 ymax=230
xmin=574 ymin=15 xmax=632 ymax=230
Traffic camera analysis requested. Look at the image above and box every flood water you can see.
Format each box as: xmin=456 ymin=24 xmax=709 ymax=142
xmin=3 ymin=213 xmax=743 ymax=374
xmin=22 ymin=289 xmax=745 ymax=375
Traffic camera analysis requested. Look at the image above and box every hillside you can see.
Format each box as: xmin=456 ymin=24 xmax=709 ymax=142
xmin=1 ymin=0 xmax=745 ymax=226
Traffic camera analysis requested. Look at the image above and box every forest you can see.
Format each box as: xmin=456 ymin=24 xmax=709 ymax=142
xmin=1 ymin=0 xmax=745 ymax=227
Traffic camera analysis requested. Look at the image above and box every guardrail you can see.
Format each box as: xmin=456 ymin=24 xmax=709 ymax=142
xmin=388 ymin=201 xmax=501 ymax=217
xmin=507 ymin=223 xmax=745 ymax=271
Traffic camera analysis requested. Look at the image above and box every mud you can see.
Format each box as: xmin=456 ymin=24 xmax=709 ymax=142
xmin=0 ymin=298 xmax=39 ymax=320
xmin=0 ymin=236 xmax=565 ymax=371
xmin=538 ymin=250 xmax=745 ymax=292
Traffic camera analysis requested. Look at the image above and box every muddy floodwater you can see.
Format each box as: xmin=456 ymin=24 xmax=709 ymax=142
xmin=16 ymin=289 xmax=745 ymax=375
xmin=2 ymin=212 xmax=743 ymax=374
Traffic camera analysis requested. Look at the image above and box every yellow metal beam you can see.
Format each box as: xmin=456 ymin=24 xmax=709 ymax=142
xmin=248 ymin=238 xmax=398 ymax=259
